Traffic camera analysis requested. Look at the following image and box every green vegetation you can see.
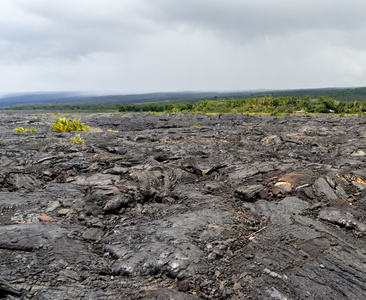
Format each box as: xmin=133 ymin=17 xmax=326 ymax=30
xmin=14 ymin=126 xmax=37 ymax=133
xmin=70 ymin=134 xmax=84 ymax=145
xmin=4 ymin=95 xmax=366 ymax=115
xmin=117 ymin=96 xmax=366 ymax=115
xmin=7 ymin=95 xmax=366 ymax=115
xmin=51 ymin=117 xmax=89 ymax=132
xmin=2 ymin=88 xmax=366 ymax=115
xmin=119 ymin=103 xmax=194 ymax=113
xmin=3 ymin=88 xmax=366 ymax=110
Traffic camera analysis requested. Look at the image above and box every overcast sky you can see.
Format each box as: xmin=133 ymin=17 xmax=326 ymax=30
xmin=1 ymin=0 xmax=366 ymax=95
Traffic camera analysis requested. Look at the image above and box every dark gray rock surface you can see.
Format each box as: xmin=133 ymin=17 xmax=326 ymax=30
xmin=1 ymin=112 xmax=366 ymax=299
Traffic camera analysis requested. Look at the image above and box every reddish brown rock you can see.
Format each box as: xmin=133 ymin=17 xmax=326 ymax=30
xmin=39 ymin=215 xmax=56 ymax=222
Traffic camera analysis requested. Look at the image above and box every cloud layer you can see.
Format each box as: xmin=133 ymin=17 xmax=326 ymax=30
xmin=1 ymin=0 xmax=366 ymax=94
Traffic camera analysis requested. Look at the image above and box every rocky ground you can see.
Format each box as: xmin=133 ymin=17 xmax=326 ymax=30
xmin=1 ymin=112 xmax=366 ymax=299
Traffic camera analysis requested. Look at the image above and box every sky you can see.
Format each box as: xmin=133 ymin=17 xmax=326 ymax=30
xmin=1 ymin=0 xmax=366 ymax=95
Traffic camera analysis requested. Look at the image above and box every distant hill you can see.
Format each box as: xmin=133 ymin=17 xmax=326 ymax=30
xmin=257 ymin=87 xmax=366 ymax=102
xmin=1 ymin=87 xmax=366 ymax=108
xmin=0 ymin=91 xmax=255 ymax=108
xmin=0 ymin=91 xmax=224 ymax=108
xmin=0 ymin=92 xmax=82 ymax=108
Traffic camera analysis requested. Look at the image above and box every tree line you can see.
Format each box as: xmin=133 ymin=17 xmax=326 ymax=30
xmin=119 ymin=96 xmax=366 ymax=115
xmin=2 ymin=96 xmax=366 ymax=115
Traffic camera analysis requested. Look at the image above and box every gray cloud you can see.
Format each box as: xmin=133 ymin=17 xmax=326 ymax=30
xmin=0 ymin=0 xmax=366 ymax=94
xmin=0 ymin=1 xmax=159 ymax=60
xmin=143 ymin=0 xmax=366 ymax=41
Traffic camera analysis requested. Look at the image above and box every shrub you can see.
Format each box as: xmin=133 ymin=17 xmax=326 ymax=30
xmin=70 ymin=134 xmax=84 ymax=145
xmin=14 ymin=126 xmax=37 ymax=133
xmin=51 ymin=117 xmax=89 ymax=132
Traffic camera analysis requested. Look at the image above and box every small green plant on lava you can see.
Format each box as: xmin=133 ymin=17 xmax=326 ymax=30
xmin=51 ymin=117 xmax=90 ymax=132
xmin=70 ymin=134 xmax=84 ymax=145
xmin=14 ymin=126 xmax=37 ymax=133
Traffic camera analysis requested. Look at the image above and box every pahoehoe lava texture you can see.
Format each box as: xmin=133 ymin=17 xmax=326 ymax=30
xmin=1 ymin=112 xmax=366 ymax=299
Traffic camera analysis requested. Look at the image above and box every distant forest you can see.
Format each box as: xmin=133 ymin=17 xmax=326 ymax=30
xmin=118 ymin=96 xmax=365 ymax=115
xmin=2 ymin=87 xmax=366 ymax=114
